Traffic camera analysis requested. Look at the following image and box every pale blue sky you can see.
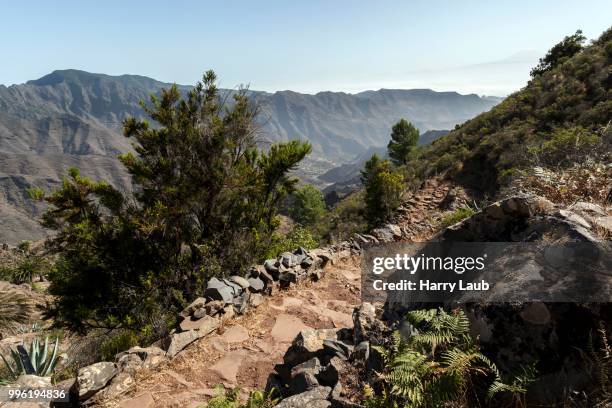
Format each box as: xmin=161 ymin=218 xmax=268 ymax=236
xmin=1 ymin=0 xmax=610 ymax=95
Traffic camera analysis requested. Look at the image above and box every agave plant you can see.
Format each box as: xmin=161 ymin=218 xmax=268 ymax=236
xmin=0 ymin=336 xmax=60 ymax=379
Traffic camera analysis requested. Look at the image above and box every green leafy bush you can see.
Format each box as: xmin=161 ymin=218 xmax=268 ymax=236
xmin=264 ymin=226 xmax=318 ymax=260
xmin=288 ymin=184 xmax=327 ymax=226
xmin=361 ymin=155 xmax=404 ymax=226
xmin=34 ymin=71 xmax=311 ymax=332
xmin=199 ymin=386 xmax=279 ymax=408
xmin=440 ymin=207 xmax=477 ymax=228
xmin=100 ymin=331 xmax=139 ymax=361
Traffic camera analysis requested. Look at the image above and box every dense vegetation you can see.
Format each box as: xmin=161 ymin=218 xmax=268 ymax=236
xmin=365 ymin=309 xmax=536 ymax=408
xmin=361 ymin=154 xmax=405 ymax=225
xmin=33 ymin=71 xmax=312 ymax=334
xmin=402 ymin=27 xmax=611 ymax=193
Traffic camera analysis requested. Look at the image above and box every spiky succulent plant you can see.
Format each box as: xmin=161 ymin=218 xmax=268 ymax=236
xmin=0 ymin=336 xmax=60 ymax=379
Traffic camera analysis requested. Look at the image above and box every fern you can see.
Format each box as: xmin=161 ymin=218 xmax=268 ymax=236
xmin=372 ymin=308 xmax=535 ymax=407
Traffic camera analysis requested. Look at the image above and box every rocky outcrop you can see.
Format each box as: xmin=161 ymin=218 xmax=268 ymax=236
xmin=390 ymin=194 xmax=612 ymax=404
xmin=267 ymin=302 xmax=390 ymax=408
xmin=77 ymin=362 xmax=118 ymax=401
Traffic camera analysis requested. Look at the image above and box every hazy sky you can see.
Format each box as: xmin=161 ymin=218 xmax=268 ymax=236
xmin=1 ymin=0 xmax=610 ymax=96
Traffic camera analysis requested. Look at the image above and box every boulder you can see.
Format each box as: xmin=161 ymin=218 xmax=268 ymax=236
xmin=264 ymin=259 xmax=280 ymax=279
xmin=203 ymin=300 xmax=225 ymax=316
xmin=353 ymin=303 xmax=384 ymax=343
xmin=280 ymin=252 xmax=294 ymax=268
xmin=289 ymin=358 xmax=322 ymax=394
xmin=77 ymin=362 xmax=118 ymax=401
xmin=353 ymin=341 xmax=370 ymax=361
xmin=284 ymin=329 xmax=339 ymax=366
xmin=116 ymin=346 xmax=166 ymax=373
xmin=275 ymin=386 xmax=332 ymax=408
xmin=180 ymin=315 xmax=220 ymax=333
xmin=280 ymin=270 xmax=298 ymax=288
xmin=322 ymin=340 xmax=353 ymax=360
xmin=317 ymin=357 xmax=346 ymax=386
xmin=229 ymin=276 xmax=250 ymax=290
xmin=223 ymin=279 xmax=243 ymax=296
xmin=310 ymin=248 xmax=333 ymax=263
xmin=15 ymin=374 xmax=52 ymax=388
xmin=166 ymin=330 xmax=203 ymax=358
xmin=249 ymin=293 xmax=265 ymax=307
xmin=568 ymin=202 xmax=606 ymax=217
xmin=103 ymin=372 xmax=134 ymax=398
xmin=371 ymin=224 xmax=402 ymax=242
xmin=300 ymin=257 xmax=314 ymax=269
xmin=179 ymin=297 xmax=206 ymax=318
xmin=233 ymin=291 xmax=251 ymax=314
xmin=289 ymin=370 xmax=319 ymax=395
xmin=204 ymin=278 xmax=235 ymax=303
xmin=247 ymin=277 xmax=265 ymax=292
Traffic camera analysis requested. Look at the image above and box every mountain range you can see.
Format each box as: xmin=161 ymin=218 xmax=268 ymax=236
xmin=0 ymin=69 xmax=501 ymax=243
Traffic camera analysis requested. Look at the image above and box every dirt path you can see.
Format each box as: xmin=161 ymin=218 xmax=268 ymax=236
xmin=98 ymin=256 xmax=362 ymax=408
xmin=96 ymin=177 xmax=458 ymax=407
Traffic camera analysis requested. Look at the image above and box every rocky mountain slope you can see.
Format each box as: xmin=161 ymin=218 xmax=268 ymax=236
xmin=0 ymin=70 xmax=500 ymax=243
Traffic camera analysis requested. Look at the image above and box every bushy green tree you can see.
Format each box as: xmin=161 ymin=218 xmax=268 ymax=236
xmin=361 ymin=154 xmax=404 ymax=225
xmin=530 ymin=30 xmax=586 ymax=77
xmin=36 ymin=71 xmax=311 ymax=332
xmin=289 ymin=184 xmax=326 ymax=226
xmin=388 ymin=119 xmax=419 ymax=165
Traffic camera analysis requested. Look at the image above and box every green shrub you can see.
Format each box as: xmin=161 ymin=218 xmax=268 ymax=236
xmin=264 ymin=226 xmax=318 ymax=260
xmin=440 ymin=207 xmax=477 ymax=228
xmin=289 ymin=184 xmax=327 ymax=226
xmin=361 ymin=155 xmax=404 ymax=226
xmin=398 ymin=28 xmax=612 ymax=192
xmin=313 ymin=190 xmax=368 ymax=244
xmin=100 ymin=331 xmax=139 ymax=361
xmin=35 ymin=71 xmax=311 ymax=333
xmin=529 ymin=126 xmax=601 ymax=167
xmin=199 ymin=386 xmax=279 ymax=408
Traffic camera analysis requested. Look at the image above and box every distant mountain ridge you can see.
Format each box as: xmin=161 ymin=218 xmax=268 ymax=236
xmin=0 ymin=70 xmax=501 ymax=243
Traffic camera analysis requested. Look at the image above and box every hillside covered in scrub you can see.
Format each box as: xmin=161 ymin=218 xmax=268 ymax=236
xmin=402 ymin=28 xmax=611 ymax=193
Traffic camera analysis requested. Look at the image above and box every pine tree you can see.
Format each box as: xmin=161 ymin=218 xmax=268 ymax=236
xmin=388 ymin=119 xmax=419 ymax=165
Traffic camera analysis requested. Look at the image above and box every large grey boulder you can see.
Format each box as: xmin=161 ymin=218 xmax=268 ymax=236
xmin=247 ymin=277 xmax=265 ymax=292
xmin=264 ymin=259 xmax=280 ymax=279
xmin=275 ymin=386 xmax=332 ymax=408
xmin=280 ymin=252 xmax=295 ymax=268
xmin=116 ymin=346 xmax=166 ymax=373
xmin=353 ymin=303 xmax=384 ymax=344
xmin=229 ymin=276 xmax=250 ymax=289
xmin=371 ymin=223 xmax=402 ymax=242
xmin=77 ymin=362 xmax=118 ymax=401
xmin=166 ymin=330 xmax=205 ymax=358
xmin=205 ymin=277 xmax=235 ymax=303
